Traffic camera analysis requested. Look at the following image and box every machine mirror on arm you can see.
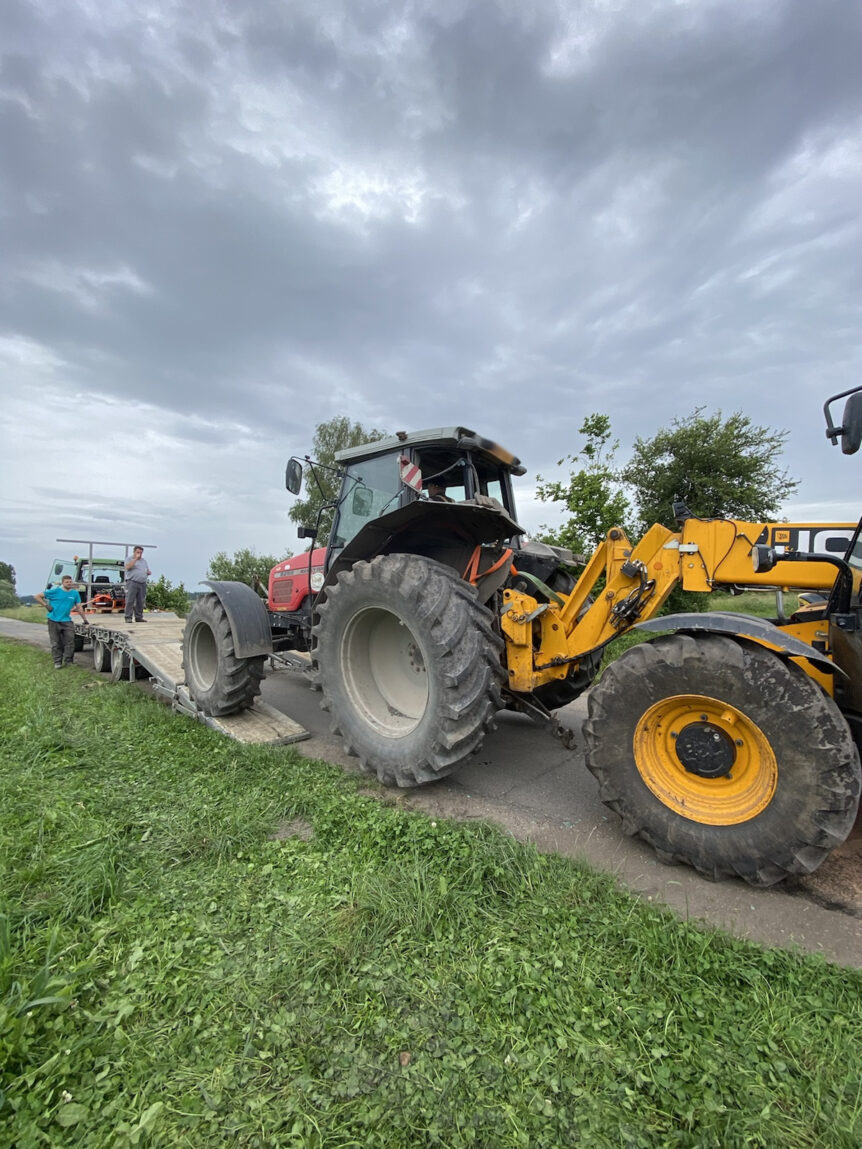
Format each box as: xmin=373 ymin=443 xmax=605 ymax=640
xmin=352 ymin=487 xmax=374 ymax=517
xmin=285 ymin=458 xmax=303 ymax=494
xmin=824 ymin=385 xmax=862 ymax=455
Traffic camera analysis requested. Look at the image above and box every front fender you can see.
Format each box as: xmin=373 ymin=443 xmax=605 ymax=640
xmin=635 ymin=611 xmax=840 ymax=677
xmin=201 ymin=580 xmax=273 ymax=658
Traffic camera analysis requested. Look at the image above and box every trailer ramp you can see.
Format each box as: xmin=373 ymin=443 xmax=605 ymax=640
xmin=78 ymin=612 xmax=308 ymax=746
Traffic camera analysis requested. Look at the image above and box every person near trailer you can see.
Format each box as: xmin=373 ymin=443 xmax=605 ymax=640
xmin=124 ymin=545 xmax=151 ymax=623
xmin=35 ymin=574 xmax=88 ymax=668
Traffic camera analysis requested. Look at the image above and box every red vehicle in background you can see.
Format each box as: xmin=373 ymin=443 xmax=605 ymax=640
xmin=265 ymin=547 xmax=326 ymax=651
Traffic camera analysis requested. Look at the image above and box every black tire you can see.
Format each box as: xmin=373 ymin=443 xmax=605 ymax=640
xmin=73 ymin=633 xmax=85 ymax=652
xmin=533 ymin=650 xmax=602 ymax=710
xmin=92 ymin=639 xmax=110 ymax=673
xmin=313 ymin=554 xmax=505 ymax=786
xmin=583 ymin=634 xmax=861 ymax=887
xmin=182 ymin=594 xmax=265 ymax=717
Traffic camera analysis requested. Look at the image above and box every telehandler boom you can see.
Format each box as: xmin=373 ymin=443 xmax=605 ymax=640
xmin=182 ymin=396 xmax=862 ymax=887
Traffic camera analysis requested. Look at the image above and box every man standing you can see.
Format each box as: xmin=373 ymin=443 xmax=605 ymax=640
xmin=124 ymin=545 xmax=151 ymax=623
xmin=35 ymin=574 xmax=88 ymax=668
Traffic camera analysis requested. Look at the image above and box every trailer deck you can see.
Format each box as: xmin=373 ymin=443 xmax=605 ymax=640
xmin=76 ymin=611 xmax=308 ymax=746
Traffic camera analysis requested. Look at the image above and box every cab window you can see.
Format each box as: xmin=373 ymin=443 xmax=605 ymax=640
xmin=332 ymin=453 xmax=403 ymax=548
xmin=47 ymin=559 xmax=77 ymax=587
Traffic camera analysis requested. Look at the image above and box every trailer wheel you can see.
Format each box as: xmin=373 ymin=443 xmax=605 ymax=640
xmin=92 ymin=639 xmax=110 ymax=673
xmin=110 ymin=646 xmax=130 ymax=683
xmin=314 ymin=554 xmax=504 ymax=786
xmin=583 ymin=634 xmax=861 ymax=887
xmin=182 ymin=594 xmax=265 ymax=716
xmin=74 ymin=633 xmax=85 ymax=653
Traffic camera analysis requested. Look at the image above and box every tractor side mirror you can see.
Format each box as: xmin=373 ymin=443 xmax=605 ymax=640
xmin=840 ymin=392 xmax=862 ymax=455
xmin=54 ymin=563 xmax=63 ymax=576
xmin=352 ymin=487 xmax=373 ymax=517
xmin=285 ymin=458 xmax=303 ymax=494
xmin=297 ymin=526 xmax=317 ymax=540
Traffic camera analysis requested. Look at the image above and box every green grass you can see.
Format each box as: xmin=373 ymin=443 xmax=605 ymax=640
xmin=0 ymin=605 xmax=47 ymax=623
xmin=1 ymin=641 xmax=860 ymax=1147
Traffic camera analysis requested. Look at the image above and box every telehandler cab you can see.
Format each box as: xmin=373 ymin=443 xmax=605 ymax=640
xmin=182 ymin=395 xmax=862 ymax=888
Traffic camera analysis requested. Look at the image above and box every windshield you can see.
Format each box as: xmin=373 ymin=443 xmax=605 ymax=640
xmin=332 ymin=454 xmax=403 ymax=548
xmin=80 ymin=563 xmax=125 ymax=586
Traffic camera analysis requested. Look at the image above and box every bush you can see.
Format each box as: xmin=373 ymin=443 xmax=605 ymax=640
xmin=145 ymin=575 xmax=189 ymax=617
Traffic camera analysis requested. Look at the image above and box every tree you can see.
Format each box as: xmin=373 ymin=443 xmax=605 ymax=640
xmin=0 ymin=579 xmax=18 ymax=609
xmin=621 ymin=409 xmax=798 ymax=532
xmin=146 ymin=575 xmax=190 ymax=617
xmin=289 ymin=416 xmax=388 ymax=542
xmin=535 ymin=414 xmax=632 ymax=558
xmin=207 ymin=547 xmax=290 ymax=585
xmin=0 ymin=561 xmax=16 ymax=588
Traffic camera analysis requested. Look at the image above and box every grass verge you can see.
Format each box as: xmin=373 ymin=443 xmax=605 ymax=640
xmin=1 ymin=639 xmax=860 ymax=1148
xmin=0 ymin=606 xmax=48 ymax=623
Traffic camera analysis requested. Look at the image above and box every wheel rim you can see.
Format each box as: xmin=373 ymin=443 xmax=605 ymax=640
xmin=634 ymin=694 xmax=777 ymax=825
xmin=341 ymin=606 xmax=428 ymax=737
xmin=188 ymin=621 xmax=218 ymax=691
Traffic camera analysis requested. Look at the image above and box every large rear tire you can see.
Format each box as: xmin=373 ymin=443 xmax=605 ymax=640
xmin=583 ymin=634 xmax=861 ymax=887
xmin=313 ymin=554 xmax=505 ymax=786
xmin=182 ymin=594 xmax=265 ymax=717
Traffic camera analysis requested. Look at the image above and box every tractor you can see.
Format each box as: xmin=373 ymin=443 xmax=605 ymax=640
xmin=181 ymin=396 xmax=862 ymax=887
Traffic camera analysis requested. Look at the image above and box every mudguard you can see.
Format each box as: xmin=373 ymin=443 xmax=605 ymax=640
xmin=201 ymin=579 xmax=273 ymax=658
xmin=324 ymin=498 xmax=524 ymax=591
xmin=635 ymin=611 xmax=840 ymax=676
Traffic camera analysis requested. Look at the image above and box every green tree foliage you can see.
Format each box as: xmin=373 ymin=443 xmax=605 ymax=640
xmin=0 ymin=562 xmax=16 ymax=588
xmin=145 ymin=575 xmax=190 ymax=617
xmin=0 ymin=579 xmax=18 ymax=609
xmin=622 ymin=409 xmax=798 ymax=531
xmin=207 ymin=547 xmax=290 ymax=586
xmin=288 ymin=416 xmax=388 ymax=542
xmin=535 ymin=414 xmax=631 ymax=557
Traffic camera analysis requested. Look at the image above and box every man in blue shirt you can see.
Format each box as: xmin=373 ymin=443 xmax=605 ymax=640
xmin=35 ymin=574 xmax=89 ymax=668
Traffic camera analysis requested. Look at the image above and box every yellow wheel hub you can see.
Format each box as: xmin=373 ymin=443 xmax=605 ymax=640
xmin=634 ymin=694 xmax=777 ymax=826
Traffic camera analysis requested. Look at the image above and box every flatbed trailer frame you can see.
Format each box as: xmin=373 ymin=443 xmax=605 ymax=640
xmin=73 ymin=612 xmax=308 ymax=747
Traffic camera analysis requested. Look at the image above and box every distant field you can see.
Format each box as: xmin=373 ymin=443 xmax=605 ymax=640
xmin=0 ymin=604 xmax=47 ymax=623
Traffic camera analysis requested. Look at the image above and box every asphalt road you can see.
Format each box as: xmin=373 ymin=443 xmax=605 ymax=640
xmin=3 ymin=617 xmax=860 ymax=967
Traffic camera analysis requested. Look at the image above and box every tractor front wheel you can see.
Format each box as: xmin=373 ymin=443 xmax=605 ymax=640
xmin=583 ymin=634 xmax=861 ymax=887
xmin=313 ymin=554 xmax=504 ymax=786
xmin=182 ymin=594 xmax=265 ymax=716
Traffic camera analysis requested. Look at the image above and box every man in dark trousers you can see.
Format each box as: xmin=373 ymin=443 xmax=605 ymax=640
xmin=124 ymin=545 xmax=151 ymax=623
xmin=35 ymin=574 xmax=88 ymax=668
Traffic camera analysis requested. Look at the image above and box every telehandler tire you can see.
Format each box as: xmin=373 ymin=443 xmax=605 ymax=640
xmin=313 ymin=554 xmax=505 ymax=786
xmin=182 ymin=593 xmax=265 ymax=717
xmin=583 ymin=634 xmax=861 ymax=887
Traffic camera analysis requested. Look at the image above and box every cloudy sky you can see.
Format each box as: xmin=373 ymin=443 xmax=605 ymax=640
xmin=2 ymin=0 xmax=861 ymax=594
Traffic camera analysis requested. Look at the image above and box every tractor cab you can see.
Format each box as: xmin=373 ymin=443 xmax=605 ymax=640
xmin=328 ymin=427 xmax=525 ymax=551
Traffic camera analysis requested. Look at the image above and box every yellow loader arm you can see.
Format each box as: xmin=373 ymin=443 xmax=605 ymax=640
xmin=502 ymin=518 xmax=855 ymax=693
